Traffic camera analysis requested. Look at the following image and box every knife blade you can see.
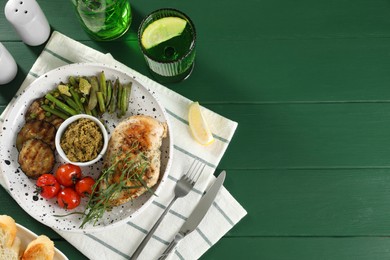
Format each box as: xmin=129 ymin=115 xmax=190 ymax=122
xmin=158 ymin=170 xmax=226 ymax=260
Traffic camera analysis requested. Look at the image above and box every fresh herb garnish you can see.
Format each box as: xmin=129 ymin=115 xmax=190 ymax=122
xmin=80 ymin=146 xmax=153 ymax=228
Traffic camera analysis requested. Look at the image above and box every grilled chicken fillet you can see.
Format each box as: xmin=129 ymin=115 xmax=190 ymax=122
xmin=100 ymin=115 xmax=168 ymax=207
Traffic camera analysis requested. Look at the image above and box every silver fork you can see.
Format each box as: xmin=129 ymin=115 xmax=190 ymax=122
xmin=130 ymin=160 xmax=205 ymax=260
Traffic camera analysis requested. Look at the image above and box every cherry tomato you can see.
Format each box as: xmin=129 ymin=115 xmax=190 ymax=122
xmin=75 ymin=176 xmax=96 ymax=197
xmin=35 ymin=174 xmax=61 ymax=199
xmin=55 ymin=164 xmax=82 ymax=187
xmin=57 ymin=187 xmax=81 ymax=210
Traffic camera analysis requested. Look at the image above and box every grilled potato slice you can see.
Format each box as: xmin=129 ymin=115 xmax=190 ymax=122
xmin=16 ymin=120 xmax=56 ymax=151
xmin=18 ymin=139 xmax=55 ymax=179
xmin=25 ymin=99 xmax=46 ymax=121
xmin=48 ymin=117 xmax=64 ymax=129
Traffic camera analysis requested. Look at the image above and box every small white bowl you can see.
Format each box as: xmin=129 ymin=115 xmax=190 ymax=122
xmin=55 ymin=114 xmax=109 ymax=167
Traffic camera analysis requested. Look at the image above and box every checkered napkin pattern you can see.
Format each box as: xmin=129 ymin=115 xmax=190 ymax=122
xmin=0 ymin=31 xmax=247 ymax=260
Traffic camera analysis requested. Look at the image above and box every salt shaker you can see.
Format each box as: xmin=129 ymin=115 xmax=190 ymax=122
xmin=0 ymin=43 xmax=18 ymax=85
xmin=4 ymin=0 xmax=50 ymax=46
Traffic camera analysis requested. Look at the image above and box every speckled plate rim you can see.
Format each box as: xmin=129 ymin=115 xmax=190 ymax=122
xmin=0 ymin=63 xmax=173 ymax=233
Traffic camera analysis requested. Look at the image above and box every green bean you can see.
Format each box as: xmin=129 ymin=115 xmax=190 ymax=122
xmin=105 ymin=80 xmax=112 ymax=107
xmin=91 ymin=107 xmax=98 ymax=117
xmin=99 ymin=71 xmax=107 ymax=100
xmin=88 ymin=87 xmax=97 ymax=110
xmin=45 ymin=93 xmax=77 ymax=116
xmin=97 ymin=91 xmax=105 ymax=113
xmin=123 ymin=82 xmax=132 ymax=113
xmin=120 ymin=85 xmax=128 ymax=117
xmin=42 ymin=71 xmax=133 ymax=119
xmin=118 ymin=82 xmax=132 ymax=116
xmin=41 ymin=104 xmax=69 ymax=120
xmin=116 ymin=79 xmax=123 ymax=116
xmin=109 ymin=79 xmax=117 ymax=114
xmin=88 ymin=77 xmax=99 ymax=110
xmin=83 ymin=103 xmax=92 ymax=116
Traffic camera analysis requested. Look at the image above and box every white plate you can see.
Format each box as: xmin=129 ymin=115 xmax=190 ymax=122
xmin=0 ymin=63 xmax=173 ymax=232
xmin=17 ymin=223 xmax=68 ymax=260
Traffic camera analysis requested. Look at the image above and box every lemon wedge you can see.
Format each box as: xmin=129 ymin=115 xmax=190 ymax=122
xmin=141 ymin=17 xmax=187 ymax=49
xmin=188 ymin=102 xmax=215 ymax=145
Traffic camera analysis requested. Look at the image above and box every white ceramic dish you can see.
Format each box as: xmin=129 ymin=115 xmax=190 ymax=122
xmin=55 ymin=114 xmax=109 ymax=167
xmin=17 ymin=223 xmax=68 ymax=260
xmin=0 ymin=63 xmax=173 ymax=232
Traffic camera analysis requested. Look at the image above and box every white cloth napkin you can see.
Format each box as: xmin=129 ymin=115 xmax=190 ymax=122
xmin=0 ymin=31 xmax=247 ymax=260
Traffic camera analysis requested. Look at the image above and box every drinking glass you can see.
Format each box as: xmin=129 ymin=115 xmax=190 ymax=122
xmin=138 ymin=8 xmax=197 ymax=83
xmin=71 ymin=0 xmax=132 ymax=41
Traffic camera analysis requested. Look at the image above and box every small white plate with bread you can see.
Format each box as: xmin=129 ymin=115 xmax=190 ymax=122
xmin=1 ymin=215 xmax=68 ymax=260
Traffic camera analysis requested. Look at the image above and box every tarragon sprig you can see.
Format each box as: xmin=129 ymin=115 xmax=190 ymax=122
xmin=80 ymin=146 xmax=152 ymax=228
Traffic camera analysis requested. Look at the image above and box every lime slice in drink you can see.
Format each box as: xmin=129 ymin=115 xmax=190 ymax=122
xmin=141 ymin=17 xmax=187 ymax=49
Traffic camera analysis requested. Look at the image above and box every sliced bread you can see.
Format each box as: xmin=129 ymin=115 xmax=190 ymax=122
xmin=0 ymin=215 xmax=21 ymax=260
xmin=22 ymin=235 xmax=54 ymax=260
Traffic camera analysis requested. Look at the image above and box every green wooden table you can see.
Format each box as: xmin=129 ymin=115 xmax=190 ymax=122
xmin=3 ymin=0 xmax=390 ymax=259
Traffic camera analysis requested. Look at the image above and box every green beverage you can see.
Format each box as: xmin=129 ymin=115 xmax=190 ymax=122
xmin=138 ymin=9 xmax=196 ymax=83
xmin=145 ymin=23 xmax=193 ymax=62
xmin=72 ymin=0 xmax=131 ymax=41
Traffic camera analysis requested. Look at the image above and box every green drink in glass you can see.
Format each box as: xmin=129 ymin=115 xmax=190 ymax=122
xmin=138 ymin=9 xmax=196 ymax=83
xmin=71 ymin=0 xmax=131 ymax=41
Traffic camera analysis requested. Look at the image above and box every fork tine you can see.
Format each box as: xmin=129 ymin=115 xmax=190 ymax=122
xmin=180 ymin=160 xmax=196 ymax=181
xmin=182 ymin=160 xmax=205 ymax=185
xmin=187 ymin=160 xmax=205 ymax=185
xmin=192 ymin=163 xmax=205 ymax=184
xmin=185 ymin=159 xmax=197 ymax=175
xmin=187 ymin=160 xmax=201 ymax=180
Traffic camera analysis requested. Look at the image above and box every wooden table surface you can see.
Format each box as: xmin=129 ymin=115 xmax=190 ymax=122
xmin=2 ymin=0 xmax=390 ymax=259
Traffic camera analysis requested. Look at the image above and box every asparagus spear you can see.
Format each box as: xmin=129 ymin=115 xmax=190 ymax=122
xmin=69 ymin=87 xmax=85 ymax=113
xmin=41 ymin=105 xmax=69 ymax=120
xmin=42 ymin=71 xmax=133 ymax=119
xmin=45 ymin=93 xmax=77 ymax=116
xmin=62 ymin=94 xmax=82 ymax=113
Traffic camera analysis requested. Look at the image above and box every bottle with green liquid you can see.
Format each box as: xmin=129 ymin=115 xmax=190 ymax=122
xmin=71 ymin=0 xmax=132 ymax=41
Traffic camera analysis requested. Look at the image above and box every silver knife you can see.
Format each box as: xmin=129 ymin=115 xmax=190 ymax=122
xmin=158 ymin=170 xmax=226 ymax=260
